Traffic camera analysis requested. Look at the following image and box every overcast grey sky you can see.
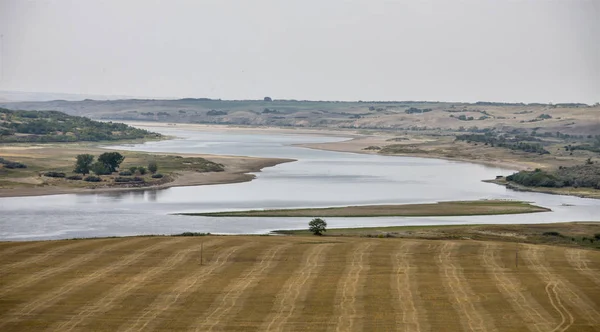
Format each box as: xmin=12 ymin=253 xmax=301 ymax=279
xmin=0 ymin=0 xmax=598 ymax=103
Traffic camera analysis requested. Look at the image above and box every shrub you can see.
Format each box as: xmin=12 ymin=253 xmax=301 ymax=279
xmin=138 ymin=166 xmax=147 ymax=175
xmin=44 ymin=171 xmax=66 ymax=178
xmin=66 ymin=175 xmax=82 ymax=180
xmin=207 ymin=110 xmax=227 ymax=116
xmin=114 ymin=176 xmax=144 ymax=183
xmin=148 ymin=161 xmax=158 ymax=174
xmin=129 ymin=166 xmax=137 ymax=173
xmin=594 ymin=233 xmax=600 ymax=240
xmin=119 ymin=170 xmax=133 ymax=176
xmin=84 ymin=175 xmax=102 ymax=182
xmin=2 ymin=161 xmax=27 ymax=169
xmin=542 ymin=231 xmax=562 ymax=237
xmin=151 ymin=173 xmax=164 ymax=179
xmin=173 ymin=232 xmax=211 ymax=237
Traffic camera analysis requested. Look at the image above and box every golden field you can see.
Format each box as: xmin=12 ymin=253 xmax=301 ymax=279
xmin=1 ymin=235 xmax=599 ymax=331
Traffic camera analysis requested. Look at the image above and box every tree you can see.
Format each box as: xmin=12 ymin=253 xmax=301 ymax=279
xmin=91 ymin=161 xmax=111 ymax=175
xmin=138 ymin=166 xmax=147 ymax=175
xmin=309 ymin=218 xmax=327 ymax=236
xmin=74 ymin=154 xmax=94 ymax=175
xmin=148 ymin=161 xmax=158 ymax=174
xmin=129 ymin=166 xmax=137 ymax=173
xmin=264 ymin=96 xmax=272 ymax=102
xmin=98 ymin=152 xmax=124 ymax=172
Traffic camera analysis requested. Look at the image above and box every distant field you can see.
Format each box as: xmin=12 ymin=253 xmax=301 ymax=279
xmin=1 ymin=234 xmax=599 ymax=331
xmin=182 ymin=200 xmax=550 ymax=217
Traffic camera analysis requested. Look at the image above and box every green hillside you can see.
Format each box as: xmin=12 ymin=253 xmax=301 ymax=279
xmin=0 ymin=108 xmax=160 ymax=143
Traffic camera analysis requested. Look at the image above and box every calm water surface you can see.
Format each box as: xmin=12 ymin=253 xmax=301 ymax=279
xmin=1 ymin=126 xmax=599 ymax=240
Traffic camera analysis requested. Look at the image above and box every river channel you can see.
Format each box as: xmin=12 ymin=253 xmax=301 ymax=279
xmin=1 ymin=126 xmax=599 ymax=240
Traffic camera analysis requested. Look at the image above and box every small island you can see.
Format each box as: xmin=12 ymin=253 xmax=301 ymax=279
xmin=179 ymin=200 xmax=550 ymax=217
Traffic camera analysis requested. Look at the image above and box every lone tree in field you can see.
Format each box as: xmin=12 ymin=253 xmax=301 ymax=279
xmin=309 ymin=218 xmax=327 ymax=236
xmin=74 ymin=154 xmax=94 ymax=175
xmin=148 ymin=160 xmax=158 ymax=174
xmin=98 ymin=152 xmax=124 ymax=172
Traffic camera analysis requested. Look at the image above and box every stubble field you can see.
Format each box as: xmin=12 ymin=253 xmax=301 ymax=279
xmin=0 ymin=235 xmax=599 ymax=331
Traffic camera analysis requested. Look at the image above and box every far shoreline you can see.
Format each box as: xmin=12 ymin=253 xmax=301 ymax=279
xmin=124 ymin=121 xmax=531 ymax=171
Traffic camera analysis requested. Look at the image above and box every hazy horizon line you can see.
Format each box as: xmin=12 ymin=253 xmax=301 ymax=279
xmin=0 ymin=90 xmax=596 ymax=106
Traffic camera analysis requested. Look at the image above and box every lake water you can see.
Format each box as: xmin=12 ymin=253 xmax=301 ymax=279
xmin=1 ymin=126 xmax=599 ymax=241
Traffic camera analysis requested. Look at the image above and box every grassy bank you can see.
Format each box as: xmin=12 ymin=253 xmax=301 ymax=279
xmin=275 ymin=222 xmax=600 ymax=249
xmin=181 ymin=200 xmax=550 ymax=217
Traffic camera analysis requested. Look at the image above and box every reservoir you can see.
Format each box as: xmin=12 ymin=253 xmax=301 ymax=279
xmin=1 ymin=126 xmax=599 ymax=240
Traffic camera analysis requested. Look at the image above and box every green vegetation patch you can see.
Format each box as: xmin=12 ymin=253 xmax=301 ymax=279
xmin=180 ymin=200 xmax=550 ymax=217
xmin=506 ymin=165 xmax=600 ymax=189
xmin=455 ymin=133 xmax=549 ymax=154
xmin=0 ymin=108 xmax=161 ymax=143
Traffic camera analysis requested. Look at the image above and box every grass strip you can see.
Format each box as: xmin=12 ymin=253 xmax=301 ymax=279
xmin=179 ymin=200 xmax=550 ymax=218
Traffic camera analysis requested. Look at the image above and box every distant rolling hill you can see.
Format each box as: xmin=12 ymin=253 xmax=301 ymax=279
xmin=1 ymin=98 xmax=598 ymax=135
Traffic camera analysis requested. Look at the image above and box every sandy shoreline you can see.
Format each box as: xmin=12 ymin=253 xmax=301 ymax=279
xmin=134 ymin=122 xmax=540 ymax=170
xmin=124 ymin=121 xmax=361 ymax=138
xmin=128 ymin=122 xmax=536 ymax=170
xmin=294 ymin=136 xmax=535 ymax=171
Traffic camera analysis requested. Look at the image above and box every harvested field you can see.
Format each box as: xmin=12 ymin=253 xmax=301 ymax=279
xmin=1 ymin=236 xmax=599 ymax=331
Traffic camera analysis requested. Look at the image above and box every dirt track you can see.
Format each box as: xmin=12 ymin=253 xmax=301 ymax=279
xmin=0 ymin=236 xmax=599 ymax=331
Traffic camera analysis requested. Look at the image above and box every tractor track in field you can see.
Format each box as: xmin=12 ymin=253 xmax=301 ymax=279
xmin=480 ymin=243 xmax=555 ymax=332
xmin=0 ymin=241 xmax=57 ymax=258
xmin=47 ymin=240 xmax=213 ymax=332
xmin=0 ymin=238 xmax=182 ymax=329
xmin=193 ymin=243 xmax=292 ymax=332
xmin=437 ymin=242 xmax=496 ymax=332
xmin=523 ymin=245 xmax=600 ymax=330
xmin=120 ymin=241 xmax=253 ymax=332
xmin=0 ymin=238 xmax=148 ymax=298
xmin=565 ymin=248 xmax=600 ymax=287
xmin=332 ymin=242 xmax=372 ymax=332
xmin=262 ymin=243 xmax=332 ymax=332
xmin=545 ymin=281 xmax=574 ymax=332
xmin=392 ymin=242 xmax=426 ymax=332
xmin=0 ymin=239 xmax=108 ymax=276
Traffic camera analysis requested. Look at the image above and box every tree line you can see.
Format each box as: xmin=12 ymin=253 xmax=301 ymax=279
xmin=72 ymin=152 xmax=160 ymax=181
xmin=506 ymin=164 xmax=600 ymax=189
xmin=455 ymin=133 xmax=550 ymax=154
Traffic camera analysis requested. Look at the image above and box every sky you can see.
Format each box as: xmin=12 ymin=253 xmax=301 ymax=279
xmin=0 ymin=0 xmax=598 ymax=103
